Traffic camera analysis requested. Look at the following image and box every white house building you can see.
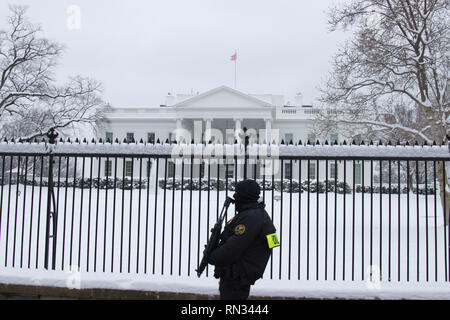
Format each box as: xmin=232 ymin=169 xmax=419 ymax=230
xmin=101 ymin=85 xmax=328 ymax=145
xmin=99 ymin=85 xmax=367 ymax=184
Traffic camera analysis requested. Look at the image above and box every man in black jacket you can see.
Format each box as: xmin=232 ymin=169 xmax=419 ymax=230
xmin=208 ymin=179 xmax=279 ymax=300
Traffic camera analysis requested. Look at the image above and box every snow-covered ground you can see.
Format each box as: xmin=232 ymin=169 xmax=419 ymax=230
xmin=0 ymin=184 xmax=449 ymax=299
xmin=1 ymin=267 xmax=450 ymax=300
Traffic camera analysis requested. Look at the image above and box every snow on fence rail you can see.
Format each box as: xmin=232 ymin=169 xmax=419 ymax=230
xmin=0 ymin=140 xmax=449 ymax=159
xmin=0 ymin=139 xmax=449 ymax=291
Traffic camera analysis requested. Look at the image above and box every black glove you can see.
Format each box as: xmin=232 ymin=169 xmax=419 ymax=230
xmin=214 ymin=266 xmax=223 ymax=279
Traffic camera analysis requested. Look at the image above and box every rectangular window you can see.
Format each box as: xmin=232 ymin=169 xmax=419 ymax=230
xmin=147 ymin=132 xmax=155 ymax=144
xmin=226 ymin=164 xmax=234 ymax=179
xmin=255 ymin=163 xmax=261 ymax=179
xmin=308 ymin=133 xmax=316 ymax=144
xmin=126 ymin=132 xmax=135 ymax=143
xmin=354 ymin=163 xmax=362 ymax=184
xmin=125 ymin=160 xmax=133 ymax=177
xmin=104 ymin=160 xmax=112 ymax=177
xmin=308 ymin=162 xmax=316 ymax=180
xmin=284 ymin=162 xmax=292 ymax=179
xmin=199 ymin=161 xmax=205 ymax=178
xmin=168 ymin=161 xmax=175 ymax=178
xmin=105 ymin=132 xmax=113 ymax=143
xmin=285 ymin=133 xmax=293 ymax=144
xmin=330 ymin=134 xmax=338 ymax=144
xmin=146 ymin=160 xmax=152 ymax=177
xmin=330 ymin=163 xmax=338 ymax=180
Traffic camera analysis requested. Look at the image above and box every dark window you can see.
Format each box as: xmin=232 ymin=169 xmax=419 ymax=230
xmin=126 ymin=132 xmax=135 ymax=142
xmin=147 ymin=132 xmax=155 ymax=144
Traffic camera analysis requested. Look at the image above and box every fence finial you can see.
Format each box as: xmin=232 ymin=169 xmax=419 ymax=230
xmin=446 ymin=134 xmax=450 ymax=152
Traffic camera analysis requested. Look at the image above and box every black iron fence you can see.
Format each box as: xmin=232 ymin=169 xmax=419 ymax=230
xmin=0 ymin=136 xmax=449 ymax=283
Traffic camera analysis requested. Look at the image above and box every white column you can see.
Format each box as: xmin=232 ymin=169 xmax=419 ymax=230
xmin=175 ymin=118 xmax=183 ymax=142
xmin=204 ymin=117 xmax=212 ymax=143
xmin=234 ymin=118 xmax=242 ymax=143
xmin=265 ymin=118 xmax=272 ymax=144
xmin=234 ymin=118 xmax=243 ymax=179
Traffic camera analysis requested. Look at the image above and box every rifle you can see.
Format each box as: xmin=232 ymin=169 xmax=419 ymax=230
xmin=196 ymin=196 xmax=235 ymax=277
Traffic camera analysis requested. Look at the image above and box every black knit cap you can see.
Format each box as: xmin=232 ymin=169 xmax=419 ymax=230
xmin=234 ymin=179 xmax=261 ymax=203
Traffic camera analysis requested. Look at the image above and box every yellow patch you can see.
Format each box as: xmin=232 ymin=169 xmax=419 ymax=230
xmin=266 ymin=233 xmax=280 ymax=249
xmin=234 ymin=224 xmax=246 ymax=235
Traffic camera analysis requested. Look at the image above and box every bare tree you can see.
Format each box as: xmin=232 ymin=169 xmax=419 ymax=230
xmin=317 ymin=0 xmax=449 ymax=224
xmin=0 ymin=5 xmax=106 ymax=141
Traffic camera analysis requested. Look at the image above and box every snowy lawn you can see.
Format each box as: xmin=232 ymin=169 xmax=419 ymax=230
xmin=0 ymin=184 xmax=450 ymax=299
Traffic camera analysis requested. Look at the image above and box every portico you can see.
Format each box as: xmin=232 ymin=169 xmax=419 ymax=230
xmin=173 ymin=118 xmax=269 ymax=144
xmin=169 ymin=86 xmax=275 ymax=144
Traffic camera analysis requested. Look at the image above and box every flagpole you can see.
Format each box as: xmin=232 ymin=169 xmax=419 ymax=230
xmin=230 ymin=50 xmax=237 ymax=89
xmin=234 ymin=50 xmax=237 ymax=89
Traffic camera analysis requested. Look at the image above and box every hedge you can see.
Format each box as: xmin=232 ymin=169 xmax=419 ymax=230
xmin=0 ymin=177 xmax=436 ymax=194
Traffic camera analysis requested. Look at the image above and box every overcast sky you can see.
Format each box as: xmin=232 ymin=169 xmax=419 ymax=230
xmin=0 ymin=0 xmax=347 ymax=107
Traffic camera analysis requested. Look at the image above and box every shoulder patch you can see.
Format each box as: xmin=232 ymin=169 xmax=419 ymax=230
xmin=234 ymin=224 xmax=246 ymax=235
xmin=266 ymin=233 xmax=280 ymax=248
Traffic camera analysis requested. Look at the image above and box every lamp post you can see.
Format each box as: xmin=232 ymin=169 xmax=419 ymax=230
xmin=243 ymin=127 xmax=249 ymax=180
xmin=44 ymin=128 xmax=58 ymax=270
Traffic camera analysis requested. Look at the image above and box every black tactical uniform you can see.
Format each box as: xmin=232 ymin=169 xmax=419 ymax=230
xmin=208 ymin=180 xmax=277 ymax=300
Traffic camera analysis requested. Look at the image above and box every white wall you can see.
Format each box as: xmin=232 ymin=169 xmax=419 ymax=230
xmin=101 ymin=120 xmax=176 ymax=143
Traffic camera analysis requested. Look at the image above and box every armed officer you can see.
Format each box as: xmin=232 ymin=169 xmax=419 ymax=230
xmin=208 ymin=179 xmax=279 ymax=300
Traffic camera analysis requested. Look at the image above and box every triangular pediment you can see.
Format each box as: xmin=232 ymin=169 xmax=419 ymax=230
xmin=173 ymin=86 xmax=274 ymax=109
